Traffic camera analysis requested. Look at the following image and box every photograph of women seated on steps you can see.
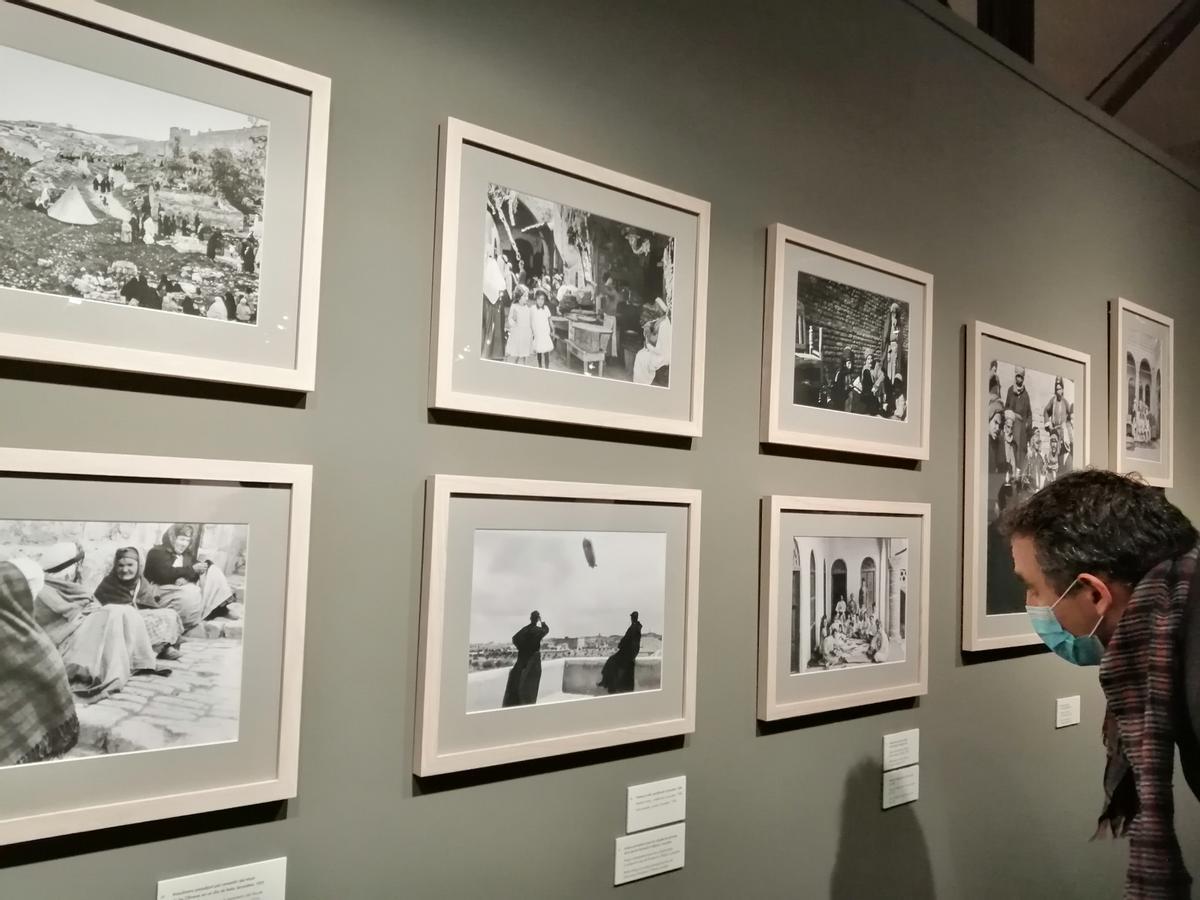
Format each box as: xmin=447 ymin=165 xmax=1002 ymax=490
xmin=0 ymin=520 xmax=248 ymax=766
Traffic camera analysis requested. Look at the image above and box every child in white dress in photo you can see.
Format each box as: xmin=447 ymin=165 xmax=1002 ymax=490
xmin=505 ymin=285 xmax=534 ymax=364
xmin=531 ymin=289 xmax=555 ymax=368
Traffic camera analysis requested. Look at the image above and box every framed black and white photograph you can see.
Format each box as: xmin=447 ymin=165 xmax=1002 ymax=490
xmin=1110 ymin=297 xmax=1173 ymax=487
xmin=758 ymin=495 xmax=929 ymax=721
xmin=0 ymin=0 xmax=329 ymax=390
xmin=962 ymin=322 xmax=1091 ymax=651
xmin=760 ymin=224 xmax=932 ymax=459
xmin=415 ymin=475 xmax=700 ymax=775
xmin=429 ymin=118 xmax=710 ymax=437
xmin=0 ymin=446 xmax=310 ymax=845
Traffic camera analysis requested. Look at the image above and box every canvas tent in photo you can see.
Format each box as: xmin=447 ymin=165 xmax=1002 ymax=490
xmin=45 ymin=185 xmax=98 ymax=226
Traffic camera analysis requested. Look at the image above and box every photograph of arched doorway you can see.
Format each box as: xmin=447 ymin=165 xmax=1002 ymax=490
xmin=760 ymin=495 xmax=929 ymax=721
xmin=830 ymin=559 xmax=847 ymax=609
xmin=1111 ymin=298 xmax=1172 ymax=487
xmin=1125 ymin=351 xmax=1136 ymax=419
xmin=1156 ymin=370 xmax=1162 ymax=442
xmin=859 ymin=558 xmax=877 ymax=616
xmin=790 ymin=536 xmax=907 ymax=673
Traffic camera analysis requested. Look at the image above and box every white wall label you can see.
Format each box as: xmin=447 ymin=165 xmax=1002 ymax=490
xmin=882 ymin=764 xmax=919 ymax=809
xmin=882 ymin=728 xmax=920 ymax=771
xmin=614 ymin=822 xmax=685 ymax=886
xmin=1055 ymin=695 xmax=1081 ymax=728
xmin=158 ymin=858 xmax=286 ymax=900
xmin=626 ymin=775 xmax=686 ymax=833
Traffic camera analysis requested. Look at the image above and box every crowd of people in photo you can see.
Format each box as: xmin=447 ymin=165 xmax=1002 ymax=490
xmin=0 ymin=524 xmax=241 ymax=767
xmin=119 ymin=268 xmax=257 ymax=322
xmin=986 ymin=362 xmax=1075 ymax=516
xmin=90 ymin=173 xmax=118 ymax=207
xmin=501 ymin=610 xmax=644 ymax=707
xmin=810 ymin=597 xmax=890 ymax=670
xmin=28 ymin=150 xmax=264 ymax=324
xmin=798 ymin=300 xmax=908 ymax=420
xmin=112 ymin=188 xmax=261 ymax=322
xmin=482 ymin=250 xmax=672 ymax=385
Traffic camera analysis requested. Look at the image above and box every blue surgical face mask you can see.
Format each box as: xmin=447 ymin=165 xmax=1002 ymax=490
xmin=1026 ymin=576 xmax=1105 ymax=666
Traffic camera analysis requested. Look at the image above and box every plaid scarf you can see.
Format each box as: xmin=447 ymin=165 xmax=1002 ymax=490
xmin=0 ymin=561 xmax=79 ymax=766
xmin=1097 ymin=547 xmax=1198 ymax=899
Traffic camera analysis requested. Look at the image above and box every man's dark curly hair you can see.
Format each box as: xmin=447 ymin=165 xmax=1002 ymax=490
xmin=999 ymin=469 xmax=1197 ymax=594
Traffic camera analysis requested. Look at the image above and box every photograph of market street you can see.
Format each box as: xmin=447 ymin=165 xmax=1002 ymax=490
xmin=480 ymin=183 xmax=676 ymax=387
xmin=0 ymin=45 xmax=266 ymax=325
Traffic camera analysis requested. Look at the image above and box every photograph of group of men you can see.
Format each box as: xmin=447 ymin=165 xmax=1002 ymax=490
xmin=984 ymin=358 xmax=1077 ymax=614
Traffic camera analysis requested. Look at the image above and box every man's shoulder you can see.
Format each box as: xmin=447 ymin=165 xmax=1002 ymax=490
xmin=1176 ymin=575 xmax=1200 ymax=799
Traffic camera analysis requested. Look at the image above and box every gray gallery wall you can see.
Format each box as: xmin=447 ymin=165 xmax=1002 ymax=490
xmin=3 ymin=0 xmax=1200 ymax=897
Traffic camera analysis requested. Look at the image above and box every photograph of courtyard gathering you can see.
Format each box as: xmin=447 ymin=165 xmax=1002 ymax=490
xmin=0 ymin=45 xmax=267 ymax=325
xmin=0 ymin=520 xmax=248 ymax=769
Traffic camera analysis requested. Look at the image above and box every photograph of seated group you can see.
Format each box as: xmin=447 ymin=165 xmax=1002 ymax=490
xmin=1109 ymin=297 xmax=1174 ymax=488
xmin=2 ymin=519 xmax=248 ymax=768
xmin=758 ymin=495 xmax=930 ymax=721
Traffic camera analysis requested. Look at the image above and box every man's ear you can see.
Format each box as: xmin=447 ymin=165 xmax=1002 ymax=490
xmin=1076 ymin=572 xmax=1114 ymax=615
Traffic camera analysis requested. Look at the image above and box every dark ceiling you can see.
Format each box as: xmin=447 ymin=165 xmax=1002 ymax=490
xmin=946 ymin=0 xmax=1200 ymax=172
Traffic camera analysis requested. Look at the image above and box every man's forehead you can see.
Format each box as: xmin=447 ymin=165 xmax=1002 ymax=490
xmin=1010 ymin=535 xmax=1040 ymax=574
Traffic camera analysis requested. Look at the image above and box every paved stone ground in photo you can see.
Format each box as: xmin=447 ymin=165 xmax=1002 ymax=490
xmin=66 ymin=603 xmax=245 ymax=758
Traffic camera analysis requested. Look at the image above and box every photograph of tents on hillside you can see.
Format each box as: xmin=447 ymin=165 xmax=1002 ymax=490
xmin=0 ymin=44 xmax=268 ymax=326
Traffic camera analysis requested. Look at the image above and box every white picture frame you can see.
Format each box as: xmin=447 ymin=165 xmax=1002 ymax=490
xmin=758 ymin=495 xmax=930 ymax=721
xmin=963 ymin=321 xmax=1092 ymax=651
xmin=760 ymin=224 xmax=933 ymax=459
xmin=415 ymin=474 xmax=700 ymax=776
xmin=1110 ymin=297 xmax=1173 ymax=487
xmin=429 ymin=117 xmax=710 ymax=437
xmin=0 ymin=0 xmax=329 ymax=391
xmin=0 ymin=445 xmax=311 ymax=845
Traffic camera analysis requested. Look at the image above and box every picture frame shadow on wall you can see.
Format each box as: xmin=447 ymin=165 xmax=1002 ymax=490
xmin=428 ymin=117 xmax=711 ymax=438
xmin=0 ymin=446 xmax=311 ymax=845
xmin=962 ymin=321 xmax=1091 ymax=651
xmin=757 ymin=495 xmax=930 ymax=721
xmin=1109 ymin=297 xmax=1173 ymax=488
xmin=0 ymin=0 xmax=330 ymax=391
xmin=414 ymin=474 xmax=701 ymax=776
xmin=760 ymin=224 xmax=933 ymax=460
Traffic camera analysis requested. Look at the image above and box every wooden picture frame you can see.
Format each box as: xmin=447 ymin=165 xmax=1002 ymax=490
xmin=1110 ymin=297 xmax=1173 ymax=487
xmin=962 ymin=321 xmax=1091 ymax=651
xmin=415 ymin=474 xmax=700 ymax=775
xmin=761 ymin=224 xmax=933 ymax=459
xmin=0 ymin=446 xmax=311 ymax=844
xmin=0 ymin=0 xmax=329 ymax=390
xmin=429 ymin=117 xmax=710 ymax=437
